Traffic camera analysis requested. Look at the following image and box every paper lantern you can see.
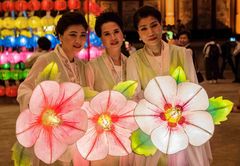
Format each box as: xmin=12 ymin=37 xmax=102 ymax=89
xmin=84 ymin=1 xmax=101 ymax=15
xmin=28 ymin=0 xmax=41 ymax=11
xmin=1 ymin=29 xmax=14 ymax=37
xmin=55 ymin=0 xmax=67 ymax=11
xmin=29 ymin=35 xmax=39 ymax=48
xmin=3 ymin=17 xmax=15 ymax=29
xmin=15 ymin=17 xmax=28 ymax=29
xmin=11 ymin=70 xmax=21 ymax=80
xmin=3 ymin=36 xmax=16 ymax=48
xmin=1 ymin=63 xmax=11 ymax=70
xmin=20 ymin=30 xmax=32 ymax=38
xmin=41 ymin=0 xmax=54 ymax=11
xmin=41 ymin=16 xmax=54 ymax=26
xmin=0 ymin=70 xmax=11 ymax=81
xmin=28 ymin=16 xmax=41 ymax=28
xmin=54 ymin=15 xmax=62 ymax=26
xmin=16 ymin=36 xmax=30 ymax=48
xmin=15 ymin=0 xmax=28 ymax=11
xmin=68 ymin=0 xmax=80 ymax=10
xmin=22 ymin=69 xmax=30 ymax=79
xmin=0 ymin=86 xmax=5 ymax=97
xmin=5 ymin=85 xmax=18 ymax=97
xmin=8 ymin=52 xmax=21 ymax=64
xmin=2 ymin=1 xmax=15 ymax=12
xmin=33 ymin=28 xmax=45 ymax=37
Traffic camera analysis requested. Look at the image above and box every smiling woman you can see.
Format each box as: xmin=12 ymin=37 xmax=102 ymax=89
xmin=15 ymin=11 xmax=89 ymax=166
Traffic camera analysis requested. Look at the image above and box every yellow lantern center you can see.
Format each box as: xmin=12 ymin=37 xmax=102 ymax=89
xmin=165 ymin=107 xmax=182 ymax=124
xmin=42 ymin=109 xmax=61 ymax=126
xmin=97 ymin=114 xmax=112 ymax=130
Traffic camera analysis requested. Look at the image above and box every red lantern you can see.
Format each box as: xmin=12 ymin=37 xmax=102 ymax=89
xmin=2 ymin=1 xmax=15 ymax=12
xmin=5 ymin=85 xmax=18 ymax=97
xmin=0 ymin=2 xmax=2 ymax=12
xmin=15 ymin=0 xmax=28 ymax=11
xmin=41 ymin=0 xmax=54 ymax=11
xmin=28 ymin=0 xmax=41 ymax=11
xmin=0 ymin=86 xmax=5 ymax=97
xmin=55 ymin=0 xmax=67 ymax=11
xmin=68 ymin=0 xmax=80 ymax=10
xmin=83 ymin=1 xmax=101 ymax=15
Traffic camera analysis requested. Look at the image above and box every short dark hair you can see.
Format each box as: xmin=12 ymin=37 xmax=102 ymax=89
xmin=133 ymin=6 xmax=162 ymax=30
xmin=177 ymin=30 xmax=191 ymax=40
xmin=55 ymin=11 xmax=88 ymax=37
xmin=38 ymin=37 xmax=51 ymax=51
xmin=95 ymin=12 xmax=123 ymax=37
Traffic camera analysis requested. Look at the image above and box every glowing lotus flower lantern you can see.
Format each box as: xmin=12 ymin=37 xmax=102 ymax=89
xmin=131 ymin=67 xmax=233 ymax=156
xmin=15 ymin=17 xmax=28 ymax=29
xmin=41 ymin=0 xmax=54 ymax=11
xmin=54 ymin=0 xmax=67 ymax=11
xmin=15 ymin=0 xmax=28 ymax=12
xmin=0 ymin=52 xmax=9 ymax=64
xmin=2 ymin=1 xmax=14 ymax=12
xmin=3 ymin=17 xmax=15 ymax=29
xmin=68 ymin=0 xmax=80 ymax=10
xmin=16 ymin=80 xmax=88 ymax=164
xmin=9 ymin=52 xmax=22 ymax=64
xmin=77 ymin=84 xmax=138 ymax=160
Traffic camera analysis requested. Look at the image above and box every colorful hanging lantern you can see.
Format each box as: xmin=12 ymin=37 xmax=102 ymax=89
xmin=28 ymin=16 xmax=41 ymax=28
xmin=0 ymin=86 xmax=5 ymax=97
xmin=15 ymin=0 xmax=28 ymax=12
xmin=41 ymin=0 xmax=54 ymax=11
xmin=0 ymin=18 xmax=3 ymax=29
xmin=68 ymin=0 xmax=80 ymax=10
xmin=2 ymin=1 xmax=15 ymax=12
xmin=1 ymin=63 xmax=11 ymax=70
xmin=1 ymin=29 xmax=14 ymax=37
xmin=8 ymin=52 xmax=22 ymax=64
xmin=85 ymin=14 xmax=96 ymax=30
xmin=22 ymin=69 xmax=30 ymax=79
xmin=16 ymin=35 xmax=30 ymax=48
xmin=0 ymin=70 xmax=11 ymax=81
xmin=20 ymin=30 xmax=32 ymax=38
xmin=84 ymin=1 xmax=101 ymax=16
xmin=28 ymin=0 xmax=41 ymax=11
xmin=29 ymin=35 xmax=40 ymax=48
xmin=55 ymin=0 xmax=67 ymax=11
xmin=15 ymin=17 xmax=28 ymax=29
xmin=0 ymin=2 xmax=2 ymax=12
xmin=11 ymin=70 xmax=22 ymax=80
xmin=41 ymin=16 xmax=54 ymax=27
xmin=3 ymin=17 xmax=15 ymax=29
xmin=33 ymin=28 xmax=45 ymax=37
xmin=54 ymin=15 xmax=62 ymax=26
xmin=5 ymin=85 xmax=18 ymax=97
xmin=3 ymin=36 xmax=16 ymax=48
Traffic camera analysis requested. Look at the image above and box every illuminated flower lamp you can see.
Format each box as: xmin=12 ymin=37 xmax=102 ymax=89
xmin=11 ymin=70 xmax=22 ymax=81
xmin=3 ymin=17 xmax=15 ymax=29
xmin=77 ymin=90 xmax=137 ymax=160
xmin=55 ymin=0 xmax=67 ymax=11
xmin=68 ymin=0 xmax=80 ymax=10
xmin=5 ymin=85 xmax=18 ymax=97
xmin=3 ymin=36 xmax=16 ymax=48
xmin=2 ymin=1 xmax=15 ymax=12
xmin=41 ymin=15 xmax=54 ymax=27
xmin=29 ymin=35 xmax=40 ymax=48
xmin=83 ymin=1 xmax=101 ymax=16
xmin=41 ymin=0 xmax=54 ymax=11
xmin=19 ymin=48 xmax=32 ymax=62
xmin=45 ymin=34 xmax=57 ymax=49
xmin=15 ymin=0 xmax=28 ymax=12
xmin=0 ymin=86 xmax=5 ymax=97
xmin=78 ymin=47 xmax=102 ymax=60
xmin=85 ymin=14 xmax=96 ymax=30
xmin=17 ymin=62 xmax=26 ymax=70
xmin=22 ymin=69 xmax=30 ymax=79
xmin=28 ymin=0 xmax=41 ymax=11
xmin=15 ymin=17 xmax=28 ymax=29
xmin=1 ymin=29 xmax=14 ymax=37
xmin=9 ymin=52 xmax=22 ymax=64
xmin=16 ymin=35 xmax=30 ymax=48
xmin=20 ymin=30 xmax=32 ymax=38
xmin=16 ymin=81 xmax=88 ymax=164
xmin=28 ymin=16 xmax=41 ymax=29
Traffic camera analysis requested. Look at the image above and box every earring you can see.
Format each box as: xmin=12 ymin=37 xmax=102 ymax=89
xmin=139 ymin=38 xmax=142 ymax=41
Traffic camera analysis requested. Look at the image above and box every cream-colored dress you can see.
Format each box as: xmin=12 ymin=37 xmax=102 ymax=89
xmin=126 ymin=41 xmax=212 ymax=166
xmin=84 ymin=50 xmax=129 ymax=166
xmin=15 ymin=45 xmax=87 ymax=166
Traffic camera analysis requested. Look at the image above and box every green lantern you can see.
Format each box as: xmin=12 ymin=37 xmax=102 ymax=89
xmin=1 ymin=63 xmax=11 ymax=70
xmin=11 ymin=70 xmax=21 ymax=80
xmin=0 ymin=70 xmax=11 ymax=80
xmin=19 ymin=62 xmax=26 ymax=70
xmin=14 ymin=63 xmax=20 ymax=70
xmin=22 ymin=69 xmax=30 ymax=79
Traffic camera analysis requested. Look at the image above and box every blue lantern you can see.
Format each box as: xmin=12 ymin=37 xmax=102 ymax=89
xmin=3 ymin=36 xmax=16 ymax=48
xmin=29 ymin=35 xmax=40 ymax=48
xmin=17 ymin=35 xmax=30 ymax=48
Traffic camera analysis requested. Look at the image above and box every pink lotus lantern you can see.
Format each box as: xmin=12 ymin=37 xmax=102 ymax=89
xmin=1 ymin=51 xmax=10 ymax=64
xmin=16 ymin=81 xmax=88 ymax=164
xmin=77 ymin=47 xmax=103 ymax=60
xmin=9 ymin=52 xmax=22 ymax=64
xmin=77 ymin=90 xmax=137 ymax=160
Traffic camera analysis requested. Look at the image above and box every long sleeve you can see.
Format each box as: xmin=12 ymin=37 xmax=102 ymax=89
xmin=17 ymin=56 xmax=48 ymax=111
xmin=85 ymin=63 xmax=95 ymax=90
xmin=184 ymin=48 xmax=198 ymax=83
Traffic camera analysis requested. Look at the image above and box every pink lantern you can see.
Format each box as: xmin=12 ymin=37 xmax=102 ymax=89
xmin=1 ymin=51 xmax=10 ymax=64
xmin=10 ymin=52 xmax=22 ymax=64
xmin=78 ymin=47 xmax=103 ymax=60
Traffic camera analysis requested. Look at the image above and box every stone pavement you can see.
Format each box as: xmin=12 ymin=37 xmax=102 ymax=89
xmin=0 ymin=74 xmax=239 ymax=165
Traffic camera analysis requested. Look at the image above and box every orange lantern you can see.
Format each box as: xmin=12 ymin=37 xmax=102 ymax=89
xmin=68 ymin=0 xmax=80 ymax=10
xmin=41 ymin=0 xmax=54 ymax=11
xmin=15 ymin=0 xmax=28 ymax=12
xmin=0 ymin=86 xmax=5 ymax=97
xmin=55 ymin=0 xmax=67 ymax=11
xmin=28 ymin=0 xmax=41 ymax=11
xmin=5 ymin=85 xmax=18 ymax=97
xmin=2 ymin=1 xmax=15 ymax=12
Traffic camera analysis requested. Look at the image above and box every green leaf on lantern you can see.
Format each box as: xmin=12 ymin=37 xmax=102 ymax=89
xmin=35 ymin=62 xmax=60 ymax=84
xmin=83 ymin=87 xmax=99 ymax=101
xmin=207 ymin=96 xmax=233 ymax=125
xmin=113 ymin=80 xmax=138 ymax=99
xmin=11 ymin=142 xmax=32 ymax=166
xmin=171 ymin=66 xmax=187 ymax=84
xmin=130 ymin=128 xmax=157 ymax=156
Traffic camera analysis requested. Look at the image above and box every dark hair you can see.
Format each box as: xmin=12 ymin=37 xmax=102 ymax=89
xmin=95 ymin=12 xmax=123 ymax=37
xmin=55 ymin=11 xmax=88 ymax=37
xmin=133 ymin=6 xmax=162 ymax=30
xmin=38 ymin=37 xmax=51 ymax=51
xmin=177 ymin=30 xmax=191 ymax=40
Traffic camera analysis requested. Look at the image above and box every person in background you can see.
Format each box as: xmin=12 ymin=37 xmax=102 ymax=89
xmin=203 ymin=39 xmax=221 ymax=84
xmin=232 ymin=39 xmax=240 ymax=83
xmin=16 ymin=11 xmax=88 ymax=166
xmin=219 ymin=40 xmax=237 ymax=80
xmin=127 ymin=5 xmax=211 ymax=166
xmin=25 ymin=37 xmax=51 ymax=68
